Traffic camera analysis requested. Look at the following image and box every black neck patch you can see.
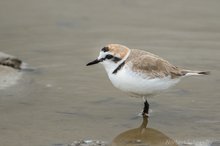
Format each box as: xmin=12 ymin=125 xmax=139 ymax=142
xmin=112 ymin=61 xmax=125 ymax=74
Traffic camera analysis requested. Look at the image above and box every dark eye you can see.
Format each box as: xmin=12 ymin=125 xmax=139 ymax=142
xmin=105 ymin=54 xmax=113 ymax=59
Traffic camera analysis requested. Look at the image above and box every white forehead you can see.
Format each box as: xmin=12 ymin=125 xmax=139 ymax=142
xmin=97 ymin=51 xmax=107 ymax=59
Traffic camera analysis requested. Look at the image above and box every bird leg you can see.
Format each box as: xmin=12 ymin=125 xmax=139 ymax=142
xmin=142 ymin=97 xmax=149 ymax=117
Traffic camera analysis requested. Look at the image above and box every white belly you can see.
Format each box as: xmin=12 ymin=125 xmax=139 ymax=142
xmin=108 ymin=66 xmax=180 ymax=96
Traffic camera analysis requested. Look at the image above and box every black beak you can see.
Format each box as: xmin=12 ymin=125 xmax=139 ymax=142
xmin=86 ymin=59 xmax=101 ymax=66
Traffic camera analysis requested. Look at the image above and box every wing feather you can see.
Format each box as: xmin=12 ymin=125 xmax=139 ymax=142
xmin=125 ymin=49 xmax=183 ymax=79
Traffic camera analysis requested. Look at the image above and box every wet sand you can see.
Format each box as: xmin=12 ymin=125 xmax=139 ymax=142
xmin=0 ymin=66 xmax=21 ymax=90
xmin=0 ymin=0 xmax=220 ymax=146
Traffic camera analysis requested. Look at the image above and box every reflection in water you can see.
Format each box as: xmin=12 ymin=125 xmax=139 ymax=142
xmin=112 ymin=115 xmax=177 ymax=146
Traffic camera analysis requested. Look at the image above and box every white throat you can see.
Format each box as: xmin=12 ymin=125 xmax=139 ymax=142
xmin=101 ymin=50 xmax=130 ymax=75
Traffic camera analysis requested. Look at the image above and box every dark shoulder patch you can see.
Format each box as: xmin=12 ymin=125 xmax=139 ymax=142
xmin=112 ymin=61 xmax=125 ymax=74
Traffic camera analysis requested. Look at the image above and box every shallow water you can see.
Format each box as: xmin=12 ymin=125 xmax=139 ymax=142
xmin=0 ymin=0 xmax=220 ymax=146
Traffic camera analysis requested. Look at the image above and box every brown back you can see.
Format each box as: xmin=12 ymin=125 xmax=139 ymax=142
xmin=125 ymin=49 xmax=184 ymax=79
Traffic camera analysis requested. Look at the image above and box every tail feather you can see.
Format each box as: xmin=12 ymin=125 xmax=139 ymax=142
xmin=197 ymin=71 xmax=210 ymax=75
xmin=182 ymin=70 xmax=210 ymax=76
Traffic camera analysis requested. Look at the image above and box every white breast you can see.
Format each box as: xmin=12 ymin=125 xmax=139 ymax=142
xmin=107 ymin=65 xmax=180 ymax=96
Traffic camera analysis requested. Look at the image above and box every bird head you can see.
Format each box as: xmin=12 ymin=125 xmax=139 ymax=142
xmin=86 ymin=44 xmax=130 ymax=73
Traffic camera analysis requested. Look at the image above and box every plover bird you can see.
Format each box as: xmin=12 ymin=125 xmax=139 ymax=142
xmin=86 ymin=44 xmax=209 ymax=116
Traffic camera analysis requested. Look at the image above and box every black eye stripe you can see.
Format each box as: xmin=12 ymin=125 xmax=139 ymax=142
xmin=105 ymin=54 xmax=113 ymax=59
xmin=112 ymin=57 xmax=121 ymax=63
xmin=102 ymin=55 xmax=121 ymax=63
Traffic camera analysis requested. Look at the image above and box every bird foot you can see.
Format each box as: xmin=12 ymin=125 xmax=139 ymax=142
xmin=143 ymin=99 xmax=149 ymax=115
xmin=136 ymin=97 xmax=150 ymax=118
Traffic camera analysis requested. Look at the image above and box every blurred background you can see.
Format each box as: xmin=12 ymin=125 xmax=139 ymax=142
xmin=0 ymin=0 xmax=220 ymax=146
